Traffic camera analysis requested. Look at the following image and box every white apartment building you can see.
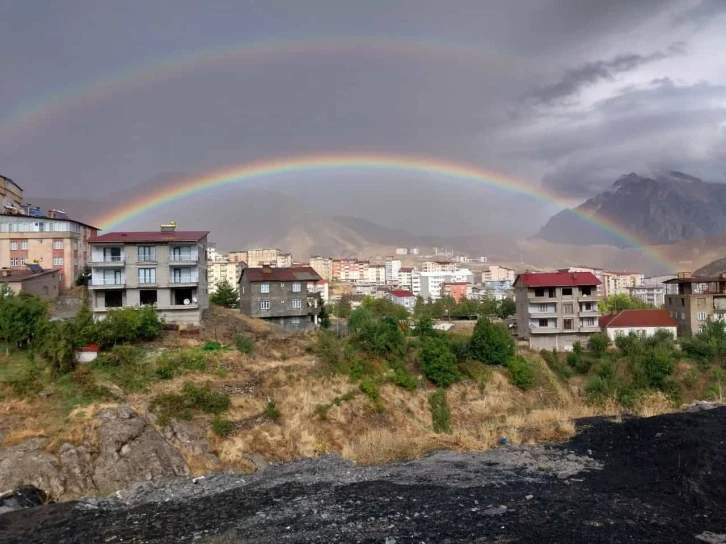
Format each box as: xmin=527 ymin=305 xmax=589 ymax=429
xmin=422 ymin=261 xmax=459 ymax=273
xmin=88 ymin=224 xmax=209 ymax=324
xmin=603 ymin=271 xmax=644 ymax=297
xmin=484 ymin=265 xmax=516 ymax=283
xmin=209 ymin=260 xmax=241 ymax=293
xmin=419 ymin=269 xmax=473 ymax=301
xmin=309 ymin=256 xmax=333 ymax=281
xmin=384 ymin=258 xmax=401 ymax=286
xmin=228 ymin=248 xmax=292 ymax=268
xmin=363 ymin=264 xmax=387 ymax=285
xmin=398 ymin=267 xmax=421 ymax=296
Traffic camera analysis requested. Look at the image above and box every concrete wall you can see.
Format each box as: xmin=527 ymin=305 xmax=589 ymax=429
xmin=4 ymin=271 xmax=60 ymax=298
xmin=239 ymin=277 xmax=319 ymax=320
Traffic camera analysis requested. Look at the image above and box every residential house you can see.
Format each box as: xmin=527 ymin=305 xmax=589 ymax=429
xmin=0 ymin=211 xmax=98 ymax=289
xmin=208 ymin=260 xmax=241 ymax=293
xmin=309 ymin=256 xmax=333 ymax=281
xmin=559 ymin=266 xmax=604 ymax=297
xmin=484 ymin=265 xmax=516 ymax=283
xmin=441 ymin=282 xmax=472 ymax=303
xmin=602 ymin=271 xmax=644 ymax=297
xmin=88 ymin=224 xmax=209 ymax=324
xmin=514 ymin=271 xmax=602 ymax=350
xmin=238 ymin=265 xmax=322 ymax=330
xmin=599 ymin=309 xmax=677 ymax=341
xmin=387 ymin=289 xmax=416 ymax=312
xmin=663 ymin=272 xmax=726 ymax=336
xmin=0 ymin=265 xmax=61 ymax=298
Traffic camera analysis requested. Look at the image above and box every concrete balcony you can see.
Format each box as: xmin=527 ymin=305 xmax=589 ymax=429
xmin=170 ymin=277 xmax=199 ymax=287
xmin=578 ymin=310 xmax=601 ymax=318
xmin=169 ymin=254 xmax=199 ymax=264
xmin=89 ymin=279 xmax=125 ymax=289
xmin=89 ymin=256 xmax=125 ymax=266
xmin=530 ymin=326 xmax=563 ymax=334
xmin=579 ymin=326 xmax=601 ymax=333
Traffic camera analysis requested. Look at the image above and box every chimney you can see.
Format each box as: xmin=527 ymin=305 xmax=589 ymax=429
xmin=262 ymin=264 xmax=272 ymax=274
xmin=160 ymin=221 xmax=177 ymax=233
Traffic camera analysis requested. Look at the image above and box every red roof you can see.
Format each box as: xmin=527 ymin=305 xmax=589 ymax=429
xmin=91 ymin=231 xmax=209 ymax=243
xmin=516 ymin=271 xmax=601 ymax=287
xmin=241 ymin=266 xmax=321 ymax=282
xmin=599 ymin=310 xmax=677 ymax=329
xmin=441 ymin=282 xmax=470 ymax=286
xmin=389 ymin=289 xmax=415 ymax=298
xmin=399 ymin=267 xmax=414 ymax=272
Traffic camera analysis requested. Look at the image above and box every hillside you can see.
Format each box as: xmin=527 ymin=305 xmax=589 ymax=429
xmin=537 ymin=171 xmax=726 ymax=247
xmin=695 ymin=257 xmax=726 ymax=276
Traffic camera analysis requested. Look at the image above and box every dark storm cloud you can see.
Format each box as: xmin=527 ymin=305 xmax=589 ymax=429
xmin=521 ymin=43 xmax=685 ymax=107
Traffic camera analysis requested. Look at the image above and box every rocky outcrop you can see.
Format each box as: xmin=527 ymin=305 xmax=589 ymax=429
xmin=0 ymin=406 xmax=193 ymax=500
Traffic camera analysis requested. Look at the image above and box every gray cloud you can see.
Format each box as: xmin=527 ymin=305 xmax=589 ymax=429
xmin=673 ymin=0 xmax=726 ymax=26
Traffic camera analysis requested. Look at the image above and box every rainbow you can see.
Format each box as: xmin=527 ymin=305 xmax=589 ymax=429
xmin=95 ymin=153 xmax=675 ymax=271
xmin=1 ymin=35 xmax=536 ymax=141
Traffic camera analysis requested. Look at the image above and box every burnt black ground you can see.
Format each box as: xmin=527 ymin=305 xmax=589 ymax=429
xmin=1 ymin=407 xmax=725 ymax=543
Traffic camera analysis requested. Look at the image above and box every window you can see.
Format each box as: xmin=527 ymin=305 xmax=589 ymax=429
xmin=564 ymin=318 xmax=573 ymax=330
xmin=563 ymin=303 xmax=574 ymax=314
xmin=581 ymin=286 xmax=592 ymax=296
xmin=10 ymin=242 xmax=17 ymax=250
xmin=138 ymin=246 xmax=156 ymax=262
xmin=534 ymin=288 xmax=544 ymax=297
xmin=562 ymin=287 xmax=572 ymax=296
xmin=104 ymin=291 xmax=123 ymax=308
xmin=138 ymin=268 xmax=156 ymax=284
xmin=21 ymin=241 xmax=28 ymax=250
xmin=538 ymin=319 xmax=548 ymax=327
xmin=292 ymin=298 xmax=302 ymax=309
xmin=582 ymin=302 xmax=592 ymax=311
xmin=260 ymin=283 xmax=270 ymax=294
xmin=53 ymin=240 xmax=63 ymax=249
xmin=582 ymin=317 xmax=596 ymax=327
xmin=20 ymin=258 xmax=26 ymax=265
xmin=538 ymin=304 xmax=548 ymax=312
xmin=140 ymin=290 xmax=157 ymax=306
xmin=260 ymin=300 xmax=270 ymax=310
xmin=10 ymin=258 xmax=18 ymax=266
xmin=697 ymin=312 xmax=707 ymax=321
xmin=681 ymin=298 xmax=685 ymax=306
xmin=668 ymin=297 xmax=672 ymax=305
xmin=292 ymin=282 xmax=301 ymax=292
xmin=681 ymin=312 xmax=686 ymax=320
xmin=291 ymin=317 xmax=301 ymax=324
xmin=53 ymin=257 xmax=64 ymax=266
xmin=548 ymin=288 xmax=556 ymax=298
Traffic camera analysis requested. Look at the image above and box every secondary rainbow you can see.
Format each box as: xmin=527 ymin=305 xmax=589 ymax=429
xmin=1 ymin=35 xmax=533 ymax=141
xmin=96 ymin=153 xmax=675 ymax=271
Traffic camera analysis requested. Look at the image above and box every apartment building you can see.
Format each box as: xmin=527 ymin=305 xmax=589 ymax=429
xmin=332 ymin=258 xmax=369 ymax=283
xmin=602 ymin=270 xmax=644 ymax=296
xmin=0 ymin=175 xmax=23 ymax=211
xmin=395 ymin=247 xmax=418 ymax=255
xmin=209 ymin=260 xmax=241 ymax=293
xmin=228 ymin=248 xmax=292 ymax=268
xmin=441 ymin=282 xmax=472 ymax=303
xmin=559 ymin=266 xmax=604 ymax=297
xmin=627 ymin=284 xmax=666 ymax=308
xmin=420 ymin=268 xmax=473 ymax=301
xmin=364 ymin=264 xmax=387 ymax=285
xmin=0 ymin=213 xmax=98 ymax=289
xmin=88 ymin=225 xmax=209 ymax=324
xmin=422 ymin=261 xmax=458 ymax=273
xmin=387 ymin=289 xmax=416 ymax=312
xmin=514 ymin=271 xmax=602 ymax=350
xmin=238 ymin=265 xmax=322 ymax=330
xmin=309 ymin=256 xmax=333 ymax=281
xmin=397 ymin=267 xmax=421 ymax=295
xmin=484 ymin=265 xmax=516 ymax=283
xmin=384 ymin=258 xmax=401 ymax=286
xmin=663 ymin=273 xmax=726 ymax=336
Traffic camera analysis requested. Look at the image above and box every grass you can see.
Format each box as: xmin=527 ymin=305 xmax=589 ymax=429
xmin=212 ymin=417 xmax=235 ymax=437
xmin=263 ymin=400 xmax=280 ymax=420
xmin=429 ymin=389 xmax=452 ymax=434
xmin=149 ymin=382 xmax=231 ymax=426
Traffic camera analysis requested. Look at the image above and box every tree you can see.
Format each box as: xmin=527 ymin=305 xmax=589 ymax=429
xmin=210 ymin=280 xmax=240 ymax=308
xmin=600 ymin=294 xmax=653 ymax=314
xmin=420 ymin=336 xmax=459 ymax=387
xmin=0 ymin=288 xmax=48 ymax=354
xmin=39 ymin=319 xmax=78 ymax=375
xmin=413 ymin=315 xmax=435 ymax=338
xmin=361 ymin=296 xmax=408 ymax=321
xmin=469 ymin=317 xmax=515 ymax=365
xmin=332 ymin=296 xmax=352 ymax=319
xmin=318 ymin=303 xmax=331 ymax=329
xmin=496 ymin=298 xmax=516 ymax=319
xmin=588 ymin=332 xmax=611 ymax=357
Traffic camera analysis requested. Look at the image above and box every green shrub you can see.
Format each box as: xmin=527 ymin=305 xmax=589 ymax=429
xmin=359 ymin=379 xmax=384 ymax=412
xmin=155 ymin=349 xmax=207 ymax=379
xmin=682 ymin=369 xmax=699 ymax=388
xmin=95 ymin=345 xmax=139 ymax=367
xmin=150 ymin=382 xmax=230 ymax=425
xmin=314 ymin=404 xmax=329 ymax=420
xmin=706 ymin=366 xmax=726 ymax=400
xmin=263 ymin=400 xmax=280 ymax=420
xmin=203 ymin=341 xmax=222 ymax=351
xmin=585 ymin=375 xmax=611 ymax=403
xmin=234 ymin=333 xmax=255 ymax=356
xmin=212 ymin=417 xmax=235 ymax=437
xmin=507 ymin=356 xmax=536 ymax=390
xmin=447 ymin=334 xmax=471 ymax=363
xmin=7 ymin=367 xmax=43 ymax=397
xmin=615 ymin=332 xmax=643 ymax=357
xmin=469 ymin=318 xmax=515 ymax=365
xmin=391 ymin=363 xmax=418 ymax=391
xmin=566 ymin=351 xmax=591 ymax=374
xmin=660 ymin=379 xmax=683 ymax=405
xmin=640 ymin=346 xmax=676 ymax=388
xmin=428 ymin=389 xmax=452 ymax=434
xmin=588 ymin=333 xmax=610 ymax=357
xmin=312 ymin=331 xmax=341 ymax=370
xmin=419 ymin=336 xmax=458 ymax=387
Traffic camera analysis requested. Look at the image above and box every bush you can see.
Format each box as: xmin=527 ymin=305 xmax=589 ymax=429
xmin=706 ymin=366 xmax=726 ymax=400
xmin=7 ymin=367 xmax=43 ymax=397
xmin=447 ymin=334 xmax=471 ymax=363
xmin=391 ymin=362 xmax=418 ymax=391
xmin=585 ymin=375 xmax=611 ymax=403
xmin=588 ymin=333 xmax=610 ymax=357
xmin=150 ymin=382 xmax=231 ymax=425
xmin=212 ymin=417 xmax=235 ymax=437
xmin=96 ymin=306 xmax=163 ymax=347
xmin=155 ymin=349 xmax=207 ymax=379
xmin=566 ymin=351 xmax=591 ymax=374
xmin=312 ymin=331 xmax=341 ymax=370
xmin=419 ymin=336 xmax=458 ymax=388
xmin=234 ymin=333 xmax=255 ymax=356
xmin=203 ymin=341 xmax=222 ymax=351
xmin=360 ymin=379 xmax=384 ymax=412
xmin=428 ymin=389 xmax=452 ymax=434
xmin=95 ymin=345 xmax=139 ymax=367
xmin=640 ymin=346 xmax=676 ymax=388
xmin=507 ymin=356 xmax=536 ymax=390
xmin=263 ymin=400 xmax=280 ymax=420
xmin=682 ymin=369 xmax=699 ymax=388
xmin=469 ymin=318 xmax=515 ymax=365
xmin=413 ymin=315 xmax=435 ymax=338
xmin=615 ymin=332 xmax=643 ymax=357
xmin=39 ymin=319 xmax=77 ymax=376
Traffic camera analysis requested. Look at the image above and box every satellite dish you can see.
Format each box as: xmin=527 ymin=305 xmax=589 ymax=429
xmin=183 ymin=298 xmax=191 ymax=305
xmin=192 ymin=296 xmax=198 ymax=303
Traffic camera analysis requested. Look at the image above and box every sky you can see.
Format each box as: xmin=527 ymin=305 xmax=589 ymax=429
xmin=1 ymin=0 xmax=725 ymax=234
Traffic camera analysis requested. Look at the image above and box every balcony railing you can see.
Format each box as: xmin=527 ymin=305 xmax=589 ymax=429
xmin=90 ymin=256 xmax=125 ymax=264
xmin=170 ymin=254 xmax=198 ymax=262
xmin=90 ymin=278 xmax=125 ymax=286
xmin=170 ymin=277 xmax=198 ymax=284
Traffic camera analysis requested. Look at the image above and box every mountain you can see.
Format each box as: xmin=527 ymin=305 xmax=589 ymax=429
xmin=537 ymin=171 xmax=726 ymax=247
xmin=695 ymin=257 xmax=726 ymax=276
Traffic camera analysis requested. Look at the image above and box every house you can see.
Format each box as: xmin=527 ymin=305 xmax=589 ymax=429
xmin=238 ymin=265 xmax=322 ymax=330
xmin=599 ymin=309 xmax=677 ymax=341
xmin=387 ymin=289 xmax=416 ymax=311
xmin=663 ymin=272 xmax=726 ymax=336
xmin=88 ymin=224 xmax=209 ymax=324
xmin=440 ymin=282 xmax=472 ymax=303
xmin=0 ymin=265 xmax=61 ymax=298
xmin=514 ymin=271 xmax=602 ymax=350
xmin=0 ymin=209 xmax=99 ymax=289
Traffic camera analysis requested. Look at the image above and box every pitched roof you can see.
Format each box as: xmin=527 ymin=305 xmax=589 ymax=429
xmin=0 ymin=267 xmax=59 ymax=281
xmin=389 ymin=289 xmax=415 ymax=298
xmin=516 ymin=271 xmax=601 ymax=287
xmin=90 ymin=231 xmax=209 ymax=243
xmin=599 ymin=309 xmax=677 ymax=329
xmin=241 ymin=266 xmax=321 ymax=282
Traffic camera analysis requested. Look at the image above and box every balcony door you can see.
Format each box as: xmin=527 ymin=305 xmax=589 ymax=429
xmin=103 ymin=269 xmax=121 ymax=285
xmin=172 ymin=246 xmax=193 ymax=261
xmin=103 ymin=247 xmax=122 ymax=262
